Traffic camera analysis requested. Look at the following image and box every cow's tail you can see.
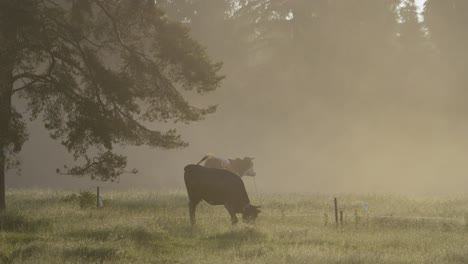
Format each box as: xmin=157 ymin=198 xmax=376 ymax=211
xmin=184 ymin=155 xmax=212 ymax=173
xmin=196 ymin=154 xmax=212 ymax=165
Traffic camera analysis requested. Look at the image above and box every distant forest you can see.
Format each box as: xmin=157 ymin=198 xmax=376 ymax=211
xmin=150 ymin=0 xmax=468 ymax=192
xmin=158 ymin=0 xmax=467 ymax=115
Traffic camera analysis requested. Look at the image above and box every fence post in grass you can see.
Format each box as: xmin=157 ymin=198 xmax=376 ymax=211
xmin=97 ymin=186 xmax=100 ymax=209
xmin=340 ymin=210 xmax=344 ymax=229
xmin=334 ymin=198 xmax=338 ymax=227
xmin=253 ymin=177 xmax=258 ymax=195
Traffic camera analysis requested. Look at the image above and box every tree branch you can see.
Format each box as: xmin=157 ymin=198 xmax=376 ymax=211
xmin=13 ymin=79 xmax=42 ymax=94
xmin=12 ymin=72 xmax=50 ymax=83
xmin=93 ymin=0 xmax=154 ymax=63
xmin=93 ymin=0 xmax=130 ymax=51
xmin=12 ymin=54 xmax=56 ymax=94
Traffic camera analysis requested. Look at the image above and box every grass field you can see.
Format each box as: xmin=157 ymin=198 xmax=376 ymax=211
xmin=1 ymin=189 xmax=467 ymax=264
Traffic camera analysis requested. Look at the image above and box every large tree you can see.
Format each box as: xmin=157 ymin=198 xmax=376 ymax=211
xmin=0 ymin=0 xmax=223 ymax=210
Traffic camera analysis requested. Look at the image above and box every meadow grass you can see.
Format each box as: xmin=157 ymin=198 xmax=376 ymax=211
xmin=1 ymin=189 xmax=467 ymax=263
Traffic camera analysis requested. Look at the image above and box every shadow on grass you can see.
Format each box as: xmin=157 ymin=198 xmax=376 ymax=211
xmin=235 ymin=244 xmax=274 ymax=259
xmin=370 ymin=217 xmax=464 ymax=231
xmin=62 ymin=245 xmax=117 ymax=263
xmin=10 ymin=244 xmax=45 ymax=262
xmin=109 ymin=194 xmax=187 ymax=211
xmin=0 ymin=242 xmax=46 ymax=264
xmin=447 ymin=251 xmax=468 ymax=264
xmin=205 ymin=226 xmax=266 ymax=249
xmin=0 ymin=211 xmax=50 ymax=232
xmin=280 ymin=236 xmax=334 ymax=247
xmin=65 ymin=225 xmax=166 ymax=244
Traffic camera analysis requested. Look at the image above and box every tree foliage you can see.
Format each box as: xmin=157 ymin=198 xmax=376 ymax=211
xmin=0 ymin=0 xmax=224 ymax=182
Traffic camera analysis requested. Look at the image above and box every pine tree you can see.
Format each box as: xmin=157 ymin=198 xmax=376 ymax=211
xmin=0 ymin=0 xmax=224 ymax=210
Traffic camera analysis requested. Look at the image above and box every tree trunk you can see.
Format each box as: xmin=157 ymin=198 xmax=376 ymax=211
xmin=0 ymin=149 xmax=5 ymax=211
xmin=0 ymin=62 xmax=14 ymax=211
xmin=1 ymin=6 xmax=20 ymax=211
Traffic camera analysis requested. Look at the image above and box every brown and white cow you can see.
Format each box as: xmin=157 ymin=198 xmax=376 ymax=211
xmin=198 ymin=155 xmax=256 ymax=177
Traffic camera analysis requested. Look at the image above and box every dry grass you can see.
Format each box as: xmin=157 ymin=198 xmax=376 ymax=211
xmin=1 ymin=189 xmax=467 ymax=263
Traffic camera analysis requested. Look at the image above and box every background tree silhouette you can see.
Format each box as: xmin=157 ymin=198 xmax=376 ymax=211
xmin=156 ymin=0 xmax=465 ymax=191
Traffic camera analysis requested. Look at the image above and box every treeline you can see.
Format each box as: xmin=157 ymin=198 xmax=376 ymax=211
xmin=157 ymin=0 xmax=467 ymax=114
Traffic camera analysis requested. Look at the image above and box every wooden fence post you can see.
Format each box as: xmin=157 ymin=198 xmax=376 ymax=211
xmin=97 ymin=186 xmax=100 ymax=209
xmin=253 ymin=177 xmax=258 ymax=195
xmin=340 ymin=210 xmax=344 ymax=228
xmin=334 ymin=198 xmax=338 ymax=227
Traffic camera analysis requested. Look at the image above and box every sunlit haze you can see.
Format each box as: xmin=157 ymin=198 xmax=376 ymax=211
xmin=6 ymin=0 xmax=468 ymax=195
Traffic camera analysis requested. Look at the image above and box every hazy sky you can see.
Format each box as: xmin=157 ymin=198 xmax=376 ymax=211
xmin=415 ymin=0 xmax=426 ymax=6
xmin=415 ymin=0 xmax=427 ymax=19
xmin=6 ymin=0 xmax=468 ymax=195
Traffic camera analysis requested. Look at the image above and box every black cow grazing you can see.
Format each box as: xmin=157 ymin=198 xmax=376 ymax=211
xmin=184 ymin=164 xmax=261 ymax=225
xmin=201 ymin=155 xmax=256 ymax=177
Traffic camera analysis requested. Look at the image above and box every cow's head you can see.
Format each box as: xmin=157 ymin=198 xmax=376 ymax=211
xmin=242 ymin=204 xmax=261 ymax=222
xmin=243 ymin=157 xmax=256 ymax=176
xmin=229 ymin=157 xmax=256 ymax=177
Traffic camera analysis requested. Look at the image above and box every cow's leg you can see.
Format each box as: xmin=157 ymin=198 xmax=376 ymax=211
xmin=224 ymin=204 xmax=238 ymax=225
xmin=189 ymin=199 xmax=200 ymax=226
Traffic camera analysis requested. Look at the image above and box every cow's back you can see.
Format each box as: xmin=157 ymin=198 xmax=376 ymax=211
xmin=184 ymin=165 xmax=250 ymax=209
xmin=204 ymin=156 xmax=230 ymax=169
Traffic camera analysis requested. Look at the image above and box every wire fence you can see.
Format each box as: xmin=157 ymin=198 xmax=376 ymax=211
xmin=134 ymin=213 xmax=466 ymax=223
xmin=88 ymin=187 xmax=465 ymax=224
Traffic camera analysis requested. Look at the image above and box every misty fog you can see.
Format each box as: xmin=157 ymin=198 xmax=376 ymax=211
xmin=7 ymin=0 xmax=468 ymax=194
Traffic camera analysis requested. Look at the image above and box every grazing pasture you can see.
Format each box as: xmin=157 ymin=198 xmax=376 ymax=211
xmin=0 ymin=190 xmax=467 ymax=264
